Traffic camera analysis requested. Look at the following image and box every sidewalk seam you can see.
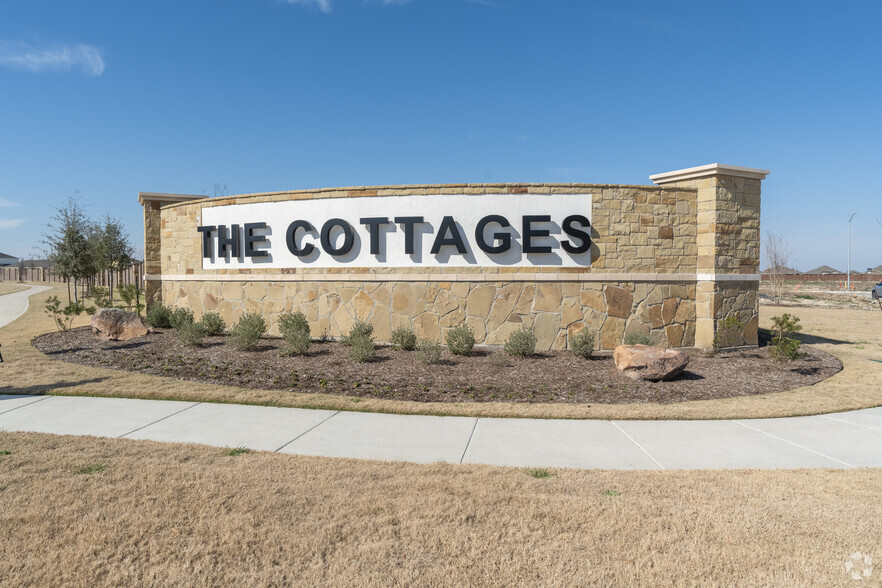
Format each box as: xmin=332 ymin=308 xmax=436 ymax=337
xmin=274 ymin=411 xmax=340 ymax=453
xmin=820 ymin=415 xmax=882 ymax=433
xmin=458 ymin=418 xmax=479 ymax=464
xmin=733 ymin=420 xmax=855 ymax=468
xmin=610 ymin=421 xmax=665 ymax=470
xmin=117 ymin=402 xmax=202 ymax=439
xmin=0 ymin=395 xmax=52 ymax=416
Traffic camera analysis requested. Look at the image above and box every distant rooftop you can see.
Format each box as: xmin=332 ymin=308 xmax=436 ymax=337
xmin=804 ymin=265 xmax=842 ymax=275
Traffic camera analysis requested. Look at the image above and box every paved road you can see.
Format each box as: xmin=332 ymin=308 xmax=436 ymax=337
xmin=3 ymin=285 xmax=881 ymax=470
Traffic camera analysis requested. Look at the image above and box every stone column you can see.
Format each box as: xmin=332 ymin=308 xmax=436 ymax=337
xmin=138 ymin=192 xmax=204 ymax=309
xmin=651 ymin=164 xmax=769 ymax=349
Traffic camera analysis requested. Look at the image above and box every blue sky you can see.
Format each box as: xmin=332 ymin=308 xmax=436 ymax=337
xmin=1 ymin=0 xmax=880 ymax=272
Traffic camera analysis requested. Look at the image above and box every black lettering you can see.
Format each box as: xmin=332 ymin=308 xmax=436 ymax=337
xmin=196 ymin=225 xmax=215 ymax=258
xmin=285 ymin=220 xmax=316 ymax=257
xmin=430 ymin=216 xmax=467 ymax=255
xmin=321 ymin=218 xmax=355 ymax=256
xmin=561 ymin=215 xmax=591 ymax=254
xmin=216 ymin=224 xmax=241 ymax=258
xmin=360 ymin=217 xmax=390 ymax=255
xmin=475 ymin=215 xmax=511 ymax=254
xmin=394 ymin=216 xmax=425 ymax=255
xmin=244 ymin=222 xmax=269 ymax=258
xmin=522 ymin=215 xmax=552 ymax=253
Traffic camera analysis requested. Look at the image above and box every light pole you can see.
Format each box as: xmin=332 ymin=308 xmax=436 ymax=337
xmin=848 ymin=212 xmax=857 ymax=291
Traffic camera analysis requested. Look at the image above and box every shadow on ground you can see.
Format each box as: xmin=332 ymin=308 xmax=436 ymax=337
xmin=0 ymin=377 xmax=109 ymax=396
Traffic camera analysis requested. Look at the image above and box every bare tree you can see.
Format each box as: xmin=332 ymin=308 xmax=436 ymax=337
xmin=763 ymin=232 xmax=791 ymax=302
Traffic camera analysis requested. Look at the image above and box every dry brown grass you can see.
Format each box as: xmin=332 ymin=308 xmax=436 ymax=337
xmin=0 ymin=431 xmax=879 ymax=586
xmin=4 ymin=284 xmax=882 ymax=420
xmin=0 ymin=283 xmax=30 ymax=296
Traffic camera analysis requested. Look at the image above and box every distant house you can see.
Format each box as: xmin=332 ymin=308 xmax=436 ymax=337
xmin=871 ymin=264 xmax=882 ymax=274
xmin=21 ymin=259 xmax=55 ymax=269
xmin=0 ymin=252 xmax=19 ymax=267
xmin=804 ymin=265 xmax=842 ymax=275
xmin=761 ymin=266 xmax=800 ymax=275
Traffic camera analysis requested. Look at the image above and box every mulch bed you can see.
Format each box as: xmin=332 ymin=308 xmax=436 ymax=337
xmin=32 ymin=327 xmax=842 ymax=405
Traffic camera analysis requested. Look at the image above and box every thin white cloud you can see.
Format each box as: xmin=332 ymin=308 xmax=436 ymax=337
xmin=283 ymin=0 xmax=414 ymax=13
xmin=0 ymin=219 xmax=24 ymax=229
xmin=0 ymin=42 xmax=105 ymax=76
xmin=284 ymin=0 xmax=333 ymax=13
xmin=0 ymin=198 xmax=19 ymax=208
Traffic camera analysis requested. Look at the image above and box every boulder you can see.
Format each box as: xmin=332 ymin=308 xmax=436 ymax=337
xmin=91 ymin=308 xmax=149 ymax=341
xmin=613 ymin=344 xmax=689 ymax=382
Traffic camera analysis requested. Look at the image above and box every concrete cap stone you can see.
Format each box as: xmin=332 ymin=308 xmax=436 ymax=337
xmin=649 ymin=163 xmax=770 ymax=185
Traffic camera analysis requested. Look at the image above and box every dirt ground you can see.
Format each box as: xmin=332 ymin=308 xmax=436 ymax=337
xmin=33 ymin=326 xmax=841 ymax=405
xmin=3 ymin=284 xmax=882 ymax=420
xmin=1 ymin=431 xmax=880 ymax=586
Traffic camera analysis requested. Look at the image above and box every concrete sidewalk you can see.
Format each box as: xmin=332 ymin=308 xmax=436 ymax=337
xmin=0 ymin=285 xmax=51 ymax=327
xmin=2 ymin=394 xmax=881 ymax=469
xmin=3 ymin=285 xmax=881 ymax=470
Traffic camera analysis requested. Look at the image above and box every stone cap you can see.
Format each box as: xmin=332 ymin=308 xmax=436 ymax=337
xmin=649 ymin=163 xmax=770 ymax=185
xmin=138 ymin=192 xmax=204 ymax=205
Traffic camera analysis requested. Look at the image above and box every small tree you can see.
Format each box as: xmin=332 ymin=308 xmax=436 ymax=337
xmin=95 ymin=215 xmax=133 ymax=305
xmin=763 ymin=232 xmax=791 ymax=302
xmin=42 ymin=196 xmax=96 ymax=304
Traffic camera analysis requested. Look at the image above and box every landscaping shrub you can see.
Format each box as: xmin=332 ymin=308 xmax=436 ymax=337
xmin=278 ymin=311 xmax=310 ymax=338
xmin=280 ymin=330 xmax=311 ymax=356
xmin=570 ymin=328 xmax=595 ymax=359
xmin=416 ymin=338 xmax=442 ymax=365
xmin=770 ymin=313 xmax=803 ymax=361
xmin=341 ymin=321 xmax=373 ymax=346
xmin=177 ymin=321 xmax=206 ymax=347
xmin=200 ymin=312 xmax=226 ymax=336
xmin=227 ymin=312 xmax=267 ymax=351
xmin=623 ymin=332 xmax=651 ymax=346
xmin=44 ymin=296 xmax=90 ymax=332
xmin=169 ymin=307 xmax=195 ymax=330
xmin=91 ymin=286 xmax=112 ymax=308
xmin=390 ymin=326 xmax=417 ymax=351
xmin=349 ymin=334 xmax=376 ymax=363
xmin=445 ymin=324 xmax=475 ymax=356
xmin=504 ymin=327 xmax=536 ymax=358
xmin=145 ymin=304 xmax=172 ymax=328
xmin=712 ymin=315 xmax=744 ymax=352
xmin=117 ymin=284 xmax=144 ymax=315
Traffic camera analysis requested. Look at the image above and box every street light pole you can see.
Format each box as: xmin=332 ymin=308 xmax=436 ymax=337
xmin=848 ymin=212 xmax=857 ymax=291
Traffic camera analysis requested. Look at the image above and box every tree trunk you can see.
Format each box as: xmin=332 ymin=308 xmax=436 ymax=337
xmin=67 ymin=279 xmax=71 ymax=305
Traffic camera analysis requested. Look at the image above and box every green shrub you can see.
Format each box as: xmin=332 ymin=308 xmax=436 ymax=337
xmin=416 ymin=338 xmax=442 ymax=365
xmin=177 ymin=321 xmax=206 ymax=347
xmin=145 ymin=304 xmax=172 ymax=328
xmin=91 ymin=286 xmax=112 ymax=308
xmin=487 ymin=350 xmax=509 ymax=367
xmin=280 ymin=329 xmax=311 ymax=356
xmin=200 ymin=312 xmax=226 ymax=336
xmin=169 ymin=307 xmax=195 ymax=330
xmin=278 ymin=311 xmax=310 ymax=338
xmin=228 ymin=312 xmax=267 ymax=351
xmin=341 ymin=321 xmax=374 ymax=346
xmin=623 ymin=332 xmax=651 ymax=346
xmin=770 ymin=313 xmax=804 ymax=361
xmin=504 ymin=327 xmax=536 ymax=358
xmin=445 ymin=324 xmax=476 ymax=356
xmin=349 ymin=335 xmax=376 ymax=363
xmin=570 ymin=328 xmax=595 ymax=359
xmin=712 ymin=315 xmax=744 ymax=351
xmin=390 ymin=326 xmax=417 ymax=351
xmin=117 ymin=284 xmax=144 ymax=315
xmin=44 ymin=296 xmax=89 ymax=332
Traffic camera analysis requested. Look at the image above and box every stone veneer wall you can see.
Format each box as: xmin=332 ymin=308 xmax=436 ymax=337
xmin=142 ymin=172 xmax=764 ymax=351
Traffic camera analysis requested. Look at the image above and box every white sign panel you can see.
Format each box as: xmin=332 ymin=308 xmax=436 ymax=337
xmin=199 ymin=193 xmax=592 ymax=269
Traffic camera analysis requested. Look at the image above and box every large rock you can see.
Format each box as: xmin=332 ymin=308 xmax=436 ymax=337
xmin=613 ymin=344 xmax=689 ymax=382
xmin=90 ymin=308 xmax=149 ymax=341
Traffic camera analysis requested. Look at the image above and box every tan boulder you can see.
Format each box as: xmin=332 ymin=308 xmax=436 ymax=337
xmin=91 ymin=308 xmax=148 ymax=341
xmin=613 ymin=344 xmax=690 ymax=382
